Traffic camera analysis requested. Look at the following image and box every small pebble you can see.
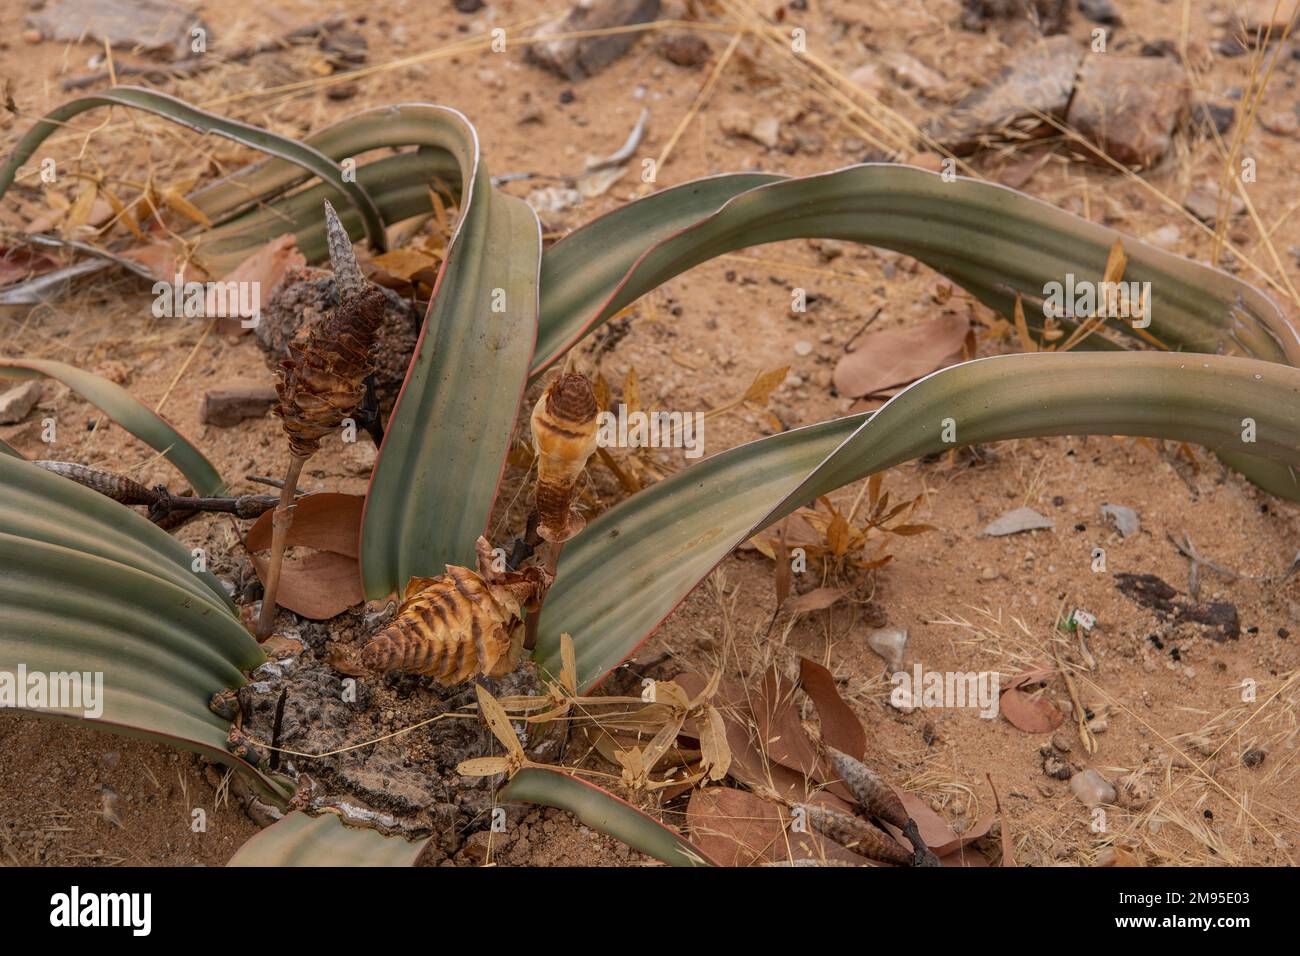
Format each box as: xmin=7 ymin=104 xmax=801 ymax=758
xmin=1070 ymin=768 xmax=1116 ymax=807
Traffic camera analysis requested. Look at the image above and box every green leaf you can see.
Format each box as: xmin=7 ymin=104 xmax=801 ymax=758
xmin=499 ymin=768 xmax=714 ymax=867
xmin=360 ymin=110 xmax=541 ymax=598
xmin=0 ymin=86 xmax=386 ymax=252
xmin=536 ymin=165 xmax=1300 ymax=373
xmin=0 ymin=358 xmax=224 ymax=495
xmin=536 ymin=352 xmax=1300 ymax=690
xmin=227 ymin=812 xmax=429 ymax=866
xmin=0 ymin=454 xmax=274 ymax=788
xmin=0 ymin=438 xmax=22 ymax=458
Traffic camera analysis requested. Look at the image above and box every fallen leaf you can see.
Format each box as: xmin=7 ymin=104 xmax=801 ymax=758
xmin=742 ymin=365 xmax=790 ymax=404
xmin=1000 ymin=668 xmax=1064 ymax=734
xmin=783 ymin=587 xmax=848 ymax=614
xmin=798 ymin=657 xmax=866 ymax=760
xmin=210 ymin=234 xmax=305 ymax=335
xmin=832 ymin=314 xmax=969 ymax=398
xmin=246 ymin=492 xmax=364 ymax=619
xmin=686 ymin=788 xmax=787 ymax=866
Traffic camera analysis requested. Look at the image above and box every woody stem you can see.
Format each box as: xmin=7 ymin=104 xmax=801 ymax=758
xmin=522 ymin=538 xmax=565 ymax=651
xmin=255 ymin=454 xmax=306 ymax=641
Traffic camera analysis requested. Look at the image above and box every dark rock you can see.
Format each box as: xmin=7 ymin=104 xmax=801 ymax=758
xmin=453 ymin=0 xmax=485 ymax=11
xmin=1066 ymin=54 xmax=1188 ymax=168
xmin=658 ymin=32 xmax=711 ymax=67
xmin=527 ymin=0 xmax=661 ymax=82
xmin=927 ymin=34 xmax=1082 ymax=154
xmin=1192 ymin=98 xmax=1235 ymax=137
xmin=1078 ymin=0 xmax=1121 ymax=25
xmin=960 ymin=0 xmax=1070 ymax=34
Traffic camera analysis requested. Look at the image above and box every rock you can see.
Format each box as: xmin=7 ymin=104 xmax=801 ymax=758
xmin=658 ymin=32 xmax=710 ymax=67
xmin=1146 ymin=225 xmax=1180 ymax=249
xmin=1100 ymin=503 xmax=1140 ymax=538
xmin=1078 ymin=0 xmax=1121 ymax=24
xmin=979 ymin=506 xmax=1054 ymax=537
xmin=200 ymin=381 xmax=277 ymax=427
xmin=927 ymin=35 xmax=1082 ymax=154
xmin=1242 ymin=747 xmax=1266 ymax=769
xmin=26 ymin=0 xmax=207 ymax=58
xmin=1184 ymin=181 xmax=1245 ymax=223
xmin=0 ymin=379 xmax=42 ymax=425
xmin=960 ymin=0 xmax=1070 ymax=34
xmin=1116 ymin=770 xmax=1152 ymax=809
xmin=1188 ymin=734 xmax=1215 ymax=757
xmin=849 ymin=64 xmax=887 ymax=99
xmin=878 ymin=51 xmax=945 ymax=96
xmin=1086 ymin=717 xmax=1108 ymax=734
xmin=1065 ymin=55 xmax=1188 ymax=169
xmin=21 ymin=28 xmax=43 ymax=44
xmin=1191 ymin=98 xmax=1235 ymax=137
xmin=453 ymin=0 xmax=485 ymax=11
xmin=1050 ymin=732 xmax=1072 ymax=753
xmin=750 ymin=116 xmax=781 ymax=149
xmin=1232 ymin=0 xmax=1300 ymax=35
xmin=866 ymin=626 xmax=909 ymax=669
xmin=527 ymin=0 xmax=661 ymax=82
xmin=793 ymin=339 xmax=813 ymax=357
xmin=1069 ymin=768 xmax=1115 ymax=806
xmin=1260 ymin=112 xmax=1299 ymax=137
xmin=719 ymin=109 xmax=781 ymax=148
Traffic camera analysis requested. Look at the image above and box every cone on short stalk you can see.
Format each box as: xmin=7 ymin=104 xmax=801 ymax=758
xmin=255 ymin=200 xmax=384 ymax=640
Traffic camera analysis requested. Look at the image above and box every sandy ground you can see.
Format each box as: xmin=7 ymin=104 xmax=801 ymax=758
xmin=1 ymin=0 xmax=1298 ymax=866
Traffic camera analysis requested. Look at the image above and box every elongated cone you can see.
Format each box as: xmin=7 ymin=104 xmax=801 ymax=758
xmin=530 ymin=372 xmax=599 ymax=543
xmin=828 ymin=747 xmax=941 ymax=866
xmin=797 ymin=803 xmax=912 ymax=866
xmin=360 ymin=555 xmax=550 ymax=684
xmin=32 ymin=461 xmax=158 ymax=506
xmin=273 ymin=200 xmax=387 ymax=458
xmin=827 ymin=747 xmax=908 ymax=829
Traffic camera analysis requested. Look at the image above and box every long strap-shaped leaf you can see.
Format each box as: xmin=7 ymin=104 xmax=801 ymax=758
xmin=0 ymin=454 xmax=275 ymax=790
xmin=537 ymin=352 xmax=1300 ymax=690
xmin=0 ymin=357 xmax=224 ymax=495
xmin=190 ymin=104 xmax=463 ymax=227
xmin=536 ymin=165 xmax=1300 ymax=372
xmin=0 ymin=86 xmax=387 ymax=252
xmin=360 ymin=108 xmax=542 ymax=598
xmin=228 ymin=812 xmax=429 ymax=866
xmin=500 ymin=768 xmax=715 ymax=866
